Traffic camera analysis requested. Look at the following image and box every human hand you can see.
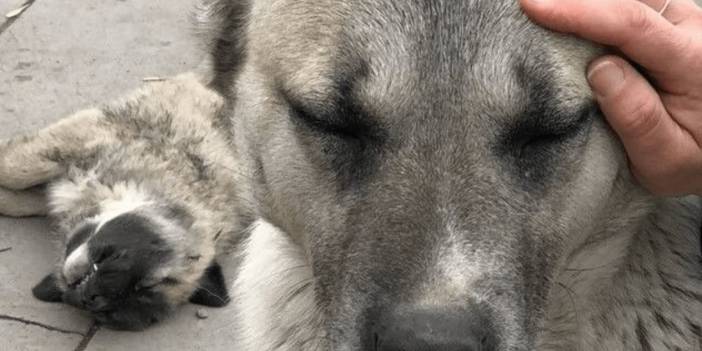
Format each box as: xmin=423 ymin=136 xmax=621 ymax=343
xmin=520 ymin=0 xmax=702 ymax=196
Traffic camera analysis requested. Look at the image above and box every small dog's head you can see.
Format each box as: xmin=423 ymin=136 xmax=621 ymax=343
xmin=33 ymin=209 xmax=228 ymax=330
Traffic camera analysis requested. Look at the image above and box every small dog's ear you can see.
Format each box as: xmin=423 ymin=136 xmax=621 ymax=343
xmin=189 ymin=261 xmax=229 ymax=307
xmin=32 ymin=273 xmax=64 ymax=303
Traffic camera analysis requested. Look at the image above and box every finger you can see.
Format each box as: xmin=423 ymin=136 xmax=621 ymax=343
xmin=520 ymin=0 xmax=692 ymax=74
xmin=586 ymin=56 xmax=695 ymax=177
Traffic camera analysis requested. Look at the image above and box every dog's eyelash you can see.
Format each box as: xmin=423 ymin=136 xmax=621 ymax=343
xmin=290 ymin=104 xmax=359 ymax=138
xmin=280 ymin=85 xmax=380 ymax=142
xmin=135 ymin=277 xmax=178 ymax=292
xmin=548 ymin=104 xmax=596 ymax=137
xmin=161 ymin=277 xmax=180 ymax=286
xmin=508 ymin=103 xmax=596 ymax=152
xmin=94 ymin=251 xmax=111 ymax=265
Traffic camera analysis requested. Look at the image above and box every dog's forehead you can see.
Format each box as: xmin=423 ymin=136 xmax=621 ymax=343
xmin=250 ymin=0 xmax=600 ymax=121
xmin=248 ymin=0 xmax=346 ymax=98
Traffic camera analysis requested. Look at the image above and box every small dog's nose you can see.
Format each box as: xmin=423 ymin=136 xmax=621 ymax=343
xmin=374 ymin=306 xmax=497 ymax=351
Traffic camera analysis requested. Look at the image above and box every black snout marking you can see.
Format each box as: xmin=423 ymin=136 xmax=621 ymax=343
xmin=75 ymin=213 xmax=173 ymax=330
xmin=33 ymin=213 xmax=180 ymax=330
xmin=88 ymin=213 xmax=172 ymax=290
xmin=372 ymin=306 xmax=497 ymax=351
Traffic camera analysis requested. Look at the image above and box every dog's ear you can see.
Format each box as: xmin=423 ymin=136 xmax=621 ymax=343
xmin=32 ymin=273 xmax=64 ymax=303
xmin=189 ymin=260 xmax=229 ymax=307
xmin=192 ymin=0 xmax=250 ymax=90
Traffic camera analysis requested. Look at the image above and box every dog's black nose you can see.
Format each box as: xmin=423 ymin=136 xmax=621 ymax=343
xmin=373 ymin=306 xmax=497 ymax=351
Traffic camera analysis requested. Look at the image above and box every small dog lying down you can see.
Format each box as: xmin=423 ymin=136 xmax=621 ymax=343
xmin=0 ymin=74 xmax=241 ymax=330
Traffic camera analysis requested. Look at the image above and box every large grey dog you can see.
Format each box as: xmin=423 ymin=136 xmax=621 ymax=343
xmin=2 ymin=0 xmax=702 ymax=349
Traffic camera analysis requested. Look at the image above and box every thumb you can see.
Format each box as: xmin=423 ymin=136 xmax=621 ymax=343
xmin=587 ymin=56 xmax=685 ymax=175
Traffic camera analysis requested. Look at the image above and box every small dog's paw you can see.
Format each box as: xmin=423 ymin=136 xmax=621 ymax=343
xmin=0 ymin=138 xmax=62 ymax=190
xmin=0 ymin=140 xmax=38 ymax=190
xmin=0 ymin=186 xmax=47 ymax=217
xmin=0 ymin=141 xmax=14 ymax=185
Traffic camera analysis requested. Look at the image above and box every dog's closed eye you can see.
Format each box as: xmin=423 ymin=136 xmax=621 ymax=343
xmin=279 ymin=85 xmax=388 ymax=187
xmin=285 ymin=92 xmax=377 ymax=143
xmin=134 ymin=277 xmax=178 ymax=291
xmin=507 ymin=103 xmax=596 ymax=159
xmin=497 ymin=103 xmax=597 ymax=187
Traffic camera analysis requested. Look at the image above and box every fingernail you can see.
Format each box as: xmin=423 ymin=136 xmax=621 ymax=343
xmin=587 ymin=60 xmax=625 ymax=98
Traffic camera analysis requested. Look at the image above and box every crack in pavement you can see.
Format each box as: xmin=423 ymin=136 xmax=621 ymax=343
xmin=0 ymin=247 xmax=12 ymax=253
xmin=0 ymin=0 xmax=37 ymax=36
xmin=73 ymin=322 xmax=100 ymax=351
xmin=0 ymin=314 xmax=86 ymax=336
